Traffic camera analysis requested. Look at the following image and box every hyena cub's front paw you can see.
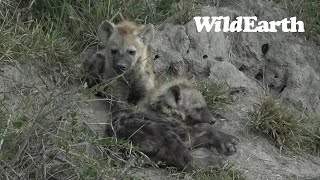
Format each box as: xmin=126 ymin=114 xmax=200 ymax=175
xmin=215 ymin=132 xmax=239 ymax=156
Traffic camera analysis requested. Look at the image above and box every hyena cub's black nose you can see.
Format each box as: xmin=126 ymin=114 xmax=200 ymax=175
xmin=209 ymin=116 xmax=217 ymax=124
xmin=116 ymin=63 xmax=127 ymax=71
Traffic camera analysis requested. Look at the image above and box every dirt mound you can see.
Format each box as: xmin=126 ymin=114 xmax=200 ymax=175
xmin=150 ymin=0 xmax=320 ymax=179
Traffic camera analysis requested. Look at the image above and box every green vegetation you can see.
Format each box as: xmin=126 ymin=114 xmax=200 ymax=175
xmin=168 ymin=165 xmax=245 ymax=180
xmin=0 ymin=0 xmax=181 ymax=68
xmin=275 ymin=0 xmax=320 ymax=44
xmin=0 ymin=87 xmax=152 ymax=179
xmin=248 ymin=95 xmax=320 ymax=155
xmin=197 ymin=81 xmax=233 ymax=112
xmin=14 ymin=0 xmax=177 ymax=49
xmin=191 ymin=165 xmax=245 ymax=180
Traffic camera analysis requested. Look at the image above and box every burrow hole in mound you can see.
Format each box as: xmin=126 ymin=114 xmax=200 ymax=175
xmin=203 ymin=55 xmax=208 ymax=59
xmin=255 ymin=69 xmax=263 ymax=80
xmin=239 ymin=64 xmax=247 ymax=72
xmin=154 ymin=55 xmax=159 ymax=60
xmin=262 ymin=43 xmax=269 ymax=55
xmin=268 ymin=84 xmax=274 ymax=89
xmin=204 ymin=66 xmax=211 ymax=77
xmin=280 ymin=85 xmax=286 ymax=93
xmin=167 ymin=63 xmax=179 ymax=76
xmin=214 ymin=56 xmax=224 ymax=62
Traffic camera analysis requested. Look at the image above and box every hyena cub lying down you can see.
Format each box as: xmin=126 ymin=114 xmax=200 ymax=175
xmin=106 ymin=79 xmax=239 ymax=170
xmin=82 ymin=20 xmax=155 ymax=105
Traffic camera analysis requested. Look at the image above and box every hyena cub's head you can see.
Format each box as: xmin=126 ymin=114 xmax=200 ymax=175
xmin=98 ymin=20 xmax=154 ymax=73
xmin=148 ymin=79 xmax=216 ymax=125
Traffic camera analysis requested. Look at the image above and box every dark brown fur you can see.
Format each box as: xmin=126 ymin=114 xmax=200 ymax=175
xmin=106 ymin=79 xmax=239 ymax=170
xmin=106 ymin=108 xmax=238 ymax=170
xmin=81 ymin=46 xmax=105 ymax=88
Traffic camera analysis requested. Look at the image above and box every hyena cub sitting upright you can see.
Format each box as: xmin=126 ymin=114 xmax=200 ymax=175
xmin=82 ymin=20 xmax=155 ymax=105
xmin=106 ymin=78 xmax=239 ymax=170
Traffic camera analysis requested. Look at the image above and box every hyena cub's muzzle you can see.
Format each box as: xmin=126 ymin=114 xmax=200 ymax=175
xmin=112 ymin=52 xmax=135 ymax=72
xmin=200 ymin=108 xmax=216 ymax=124
xmin=186 ymin=107 xmax=216 ymax=125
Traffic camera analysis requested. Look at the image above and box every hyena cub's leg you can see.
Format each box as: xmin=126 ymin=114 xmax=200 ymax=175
xmin=106 ymin=110 xmax=192 ymax=170
xmin=82 ymin=51 xmax=106 ymax=88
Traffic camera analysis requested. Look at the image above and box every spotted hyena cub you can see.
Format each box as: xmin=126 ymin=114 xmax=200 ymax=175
xmin=82 ymin=20 xmax=155 ymax=105
xmin=106 ymin=79 xmax=239 ymax=170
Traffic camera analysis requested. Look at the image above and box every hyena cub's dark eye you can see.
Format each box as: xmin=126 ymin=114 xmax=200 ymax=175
xmin=195 ymin=108 xmax=203 ymax=113
xmin=111 ymin=49 xmax=118 ymax=55
xmin=127 ymin=50 xmax=136 ymax=56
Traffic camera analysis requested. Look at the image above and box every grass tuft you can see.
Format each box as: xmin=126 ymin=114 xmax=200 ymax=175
xmin=0 ymin=77 xmax=152 ymax=179
xmin=197 ymin=81 xmax=233 ymax=112
xmin=11 ymin=0 xmax=181 ymax=51
xmin=174 ymin=0 xmax=200 ymax=24
xmin=248 ymin=95 xmax=320 ymax=155
xmin=191 ymin=165 xmax=245 ymax=180
xmin=169 ymin=165 xmax=245 ymax=180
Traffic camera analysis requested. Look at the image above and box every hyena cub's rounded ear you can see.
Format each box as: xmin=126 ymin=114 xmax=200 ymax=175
xmin=164 ymin=85 xmax=181 ymax=108
xmin=137 ymin=23 xmax=154 ymax=44
xmin=98 ymin=20 xmax=115 ymax=45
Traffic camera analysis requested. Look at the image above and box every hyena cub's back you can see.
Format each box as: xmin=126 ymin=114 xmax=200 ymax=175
xmin=97 ymin=20 xmax=155 ymax=104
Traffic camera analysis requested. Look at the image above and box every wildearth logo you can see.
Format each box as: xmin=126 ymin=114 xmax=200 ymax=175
xmin=193 ymin=16 xmax=305 ymax=32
